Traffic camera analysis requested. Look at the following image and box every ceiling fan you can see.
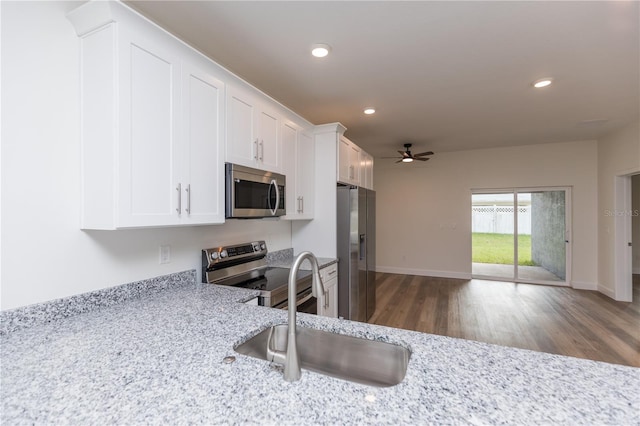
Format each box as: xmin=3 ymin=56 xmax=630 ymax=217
xmin=383 ymin=143 xmax=434 ymax=163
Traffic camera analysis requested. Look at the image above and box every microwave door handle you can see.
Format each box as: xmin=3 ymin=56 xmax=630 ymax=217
xmin=269 ymin=179 xmax=279 ymax=216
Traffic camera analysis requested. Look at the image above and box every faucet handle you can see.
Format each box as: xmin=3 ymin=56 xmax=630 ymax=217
xmin=266 ymin=326 xmax=286 ymax=365
xmin=312 ymin=269 xmax=325 ymax=298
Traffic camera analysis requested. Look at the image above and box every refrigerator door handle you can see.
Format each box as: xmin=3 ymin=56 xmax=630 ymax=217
xmin=359 ymin=234 xmax=366 ymax=260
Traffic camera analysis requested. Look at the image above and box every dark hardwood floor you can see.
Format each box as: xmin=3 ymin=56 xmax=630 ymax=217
xmin=368 ymin=273 xmax=640 ymax=367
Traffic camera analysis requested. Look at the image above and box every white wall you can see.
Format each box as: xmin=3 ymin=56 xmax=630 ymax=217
xmin=374 ymin=140 xmax=599 ymax=288
xmin=0 ymin=1 xmax=292 ymax=310
xmin=597 ymin=121 xmax=640 ymax=297
xmin=633 ymin=175 xmax=640 ymax=274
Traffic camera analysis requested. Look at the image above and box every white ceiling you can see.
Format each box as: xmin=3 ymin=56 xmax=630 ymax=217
xmin=126 ymin=1 xmax=639 ymax=158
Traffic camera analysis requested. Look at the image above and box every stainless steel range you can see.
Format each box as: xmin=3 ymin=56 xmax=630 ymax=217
xmin=202 ymin=241 xmax=316 ymax=313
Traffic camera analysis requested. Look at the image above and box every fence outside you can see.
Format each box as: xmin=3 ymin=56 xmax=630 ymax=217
xmin=472 ymin=205 xmax=531 ymax=235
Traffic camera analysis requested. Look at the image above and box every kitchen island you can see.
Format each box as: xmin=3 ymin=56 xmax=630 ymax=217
xmin=1 ymin=271 xmax=638 ymax=425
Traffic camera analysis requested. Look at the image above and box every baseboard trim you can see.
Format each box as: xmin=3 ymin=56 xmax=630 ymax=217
xmin=376 ymin=266 xmax=472 ymax=280
xmin=597 ymin=284 xmax=615 ymax=299
xmin=571 ymin=281 xmax=598 ymax=290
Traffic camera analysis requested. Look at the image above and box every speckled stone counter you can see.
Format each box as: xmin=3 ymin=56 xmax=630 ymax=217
xmin=267 ymin=248 xmax=337 ymax=270
xmin=1 ymin=272 xmax=638 ymax=425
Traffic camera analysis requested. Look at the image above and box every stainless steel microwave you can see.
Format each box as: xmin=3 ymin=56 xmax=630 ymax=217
xmin=225 ymin=163 xmax=286 ymax=218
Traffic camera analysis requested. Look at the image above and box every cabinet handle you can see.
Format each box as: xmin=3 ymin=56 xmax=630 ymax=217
xmin=300 ymin=196 xmax=304 ymax=213
xmin=185 ymin=184 xmax=191 ymax=214
xmin=253 ymin=139 xmax=259 ymax=160
xmin=259 ymin=140 xmax=264 ymax=161
xmin=297 ymin=196 xmax=302 ymax=213
xmin=324 ymin=290 xmax=329 ymax=309
xmin=176 ymin=183 xmax=182 ymax=214
xmin=327 ymin=269 xmax=336 ymax=276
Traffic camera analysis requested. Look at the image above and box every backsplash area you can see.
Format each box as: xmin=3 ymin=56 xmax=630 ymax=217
xmin=266 ymin=248 xmax=293 ymax=264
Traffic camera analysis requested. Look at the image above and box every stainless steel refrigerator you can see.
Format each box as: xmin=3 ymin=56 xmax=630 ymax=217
xmin=337 ymin=185 xmax=376 ymax=322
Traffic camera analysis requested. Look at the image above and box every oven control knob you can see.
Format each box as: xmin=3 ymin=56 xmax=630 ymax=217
xmin=260 ymin=243 xmax=266 ymax=251
xmin=220 ymin=250 xmax=228 ymax=258
xmin=210 ymin=252 xmax=219 ymax=260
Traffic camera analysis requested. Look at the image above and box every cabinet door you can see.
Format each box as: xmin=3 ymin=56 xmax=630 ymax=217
xmin=338 ymin=137 xmax=351 ymax=184
xmin=297 ymin=131 xmax=314 ymax=217
xmin=181 ymin=63 xmax=225 ymax=224
xmin=118 ymin=29 xmax=181 ymax=227
xmin=327 ymin=280 xmax=339 ymax=318
xmin=226 ymin=85 xmax=258 ymax=168
xmin=282 ymin=121 xmax=298 ymax=216
xmin=319 ymin=278 xmax=338 ymax=318
xmin=349 ymin=143 xmax=361 ymax=186
xmin=360 ymin=151 xmax=374 ymax=190
xmin=258 ymin=104 xmax=281 ymax=173
xmin=366 ymin=153 xmax=374 ymax=190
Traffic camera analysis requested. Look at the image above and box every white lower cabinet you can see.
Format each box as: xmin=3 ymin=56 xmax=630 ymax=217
xmin=318 ymin=263 xmax=338 ymax=318
xmin=68 ymin=1 xmax=225 ymax=229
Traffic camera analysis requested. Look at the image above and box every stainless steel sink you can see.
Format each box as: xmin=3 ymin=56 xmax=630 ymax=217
xmin=235 ymin=324 xmax=411 ymax=387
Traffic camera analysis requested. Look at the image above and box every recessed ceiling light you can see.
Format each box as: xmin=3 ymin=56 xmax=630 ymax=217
xmin=533 ymin=78 xmax=553 ymax=88
xmin=311 ymin=44 xmax=331 ymax=58
xmin=364 ymin=108 xmax=376 ymax=115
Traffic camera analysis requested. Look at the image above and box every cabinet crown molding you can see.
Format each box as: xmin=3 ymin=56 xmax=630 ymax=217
xmin=314 ymin=122 xmax=347 ymax=136
xmin=67 ymin=0 xmax=125 ymax=36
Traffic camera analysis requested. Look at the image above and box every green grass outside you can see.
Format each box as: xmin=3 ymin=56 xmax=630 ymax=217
xmin=472 ymin=233 xmax=536 ymax=266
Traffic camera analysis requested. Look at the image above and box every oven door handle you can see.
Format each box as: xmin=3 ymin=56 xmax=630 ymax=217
xmin=268 ymin=179 xmax=279 ymax=216
xmin=278 ymin=288 xmax=313 ymax=310
xmin=296 ymin=290 xmax=314 ymax=306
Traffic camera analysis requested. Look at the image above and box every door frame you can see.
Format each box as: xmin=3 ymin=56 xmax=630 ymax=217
xmin=471 ymin=186 xmax=572 ymax=286
xmin=613 ymin=169 xmax=639 ymax=301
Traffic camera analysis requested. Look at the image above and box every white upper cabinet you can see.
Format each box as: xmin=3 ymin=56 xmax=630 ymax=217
xmin=359 ymin=150 xmax=374 ymax=190
xmin=226 ymin=84 xmax=282 ymax=173
xmin=181 ymin=64 xmax=226 ymax=224
xmin=68 ymin=1 xmax=225 ymax=229
xmin=283 ymin=121 xmax=314 ymax=220
xmin=337 ymin=136 xmax=361 ymax=186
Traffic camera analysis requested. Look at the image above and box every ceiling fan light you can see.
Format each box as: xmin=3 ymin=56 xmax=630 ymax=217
xmin=533 ymin=78 xmax=553 ymax=88
xmin=402 ymin=157 xmax=413 ymax=163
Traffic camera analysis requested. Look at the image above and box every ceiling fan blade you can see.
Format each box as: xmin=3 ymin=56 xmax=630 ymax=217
xmin=414 ymin=151 xmax=434 ymax=157
xmin=415 ymin=157 xmax=430 ymax=161
xmin=381 ymin=156 xmax=401 ymax=159
xmin=395 ymin=159 xmax=404 ymax=163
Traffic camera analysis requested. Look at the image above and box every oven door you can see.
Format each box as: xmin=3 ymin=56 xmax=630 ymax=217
xmin=225 ymin=163 xmax=285 ymax=218
xmin=273 ymin=287 xmax=317 ymax=315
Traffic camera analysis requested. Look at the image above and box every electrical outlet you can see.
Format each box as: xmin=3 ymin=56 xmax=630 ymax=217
xmin=159 ymin=245 xmax=171 ymax=264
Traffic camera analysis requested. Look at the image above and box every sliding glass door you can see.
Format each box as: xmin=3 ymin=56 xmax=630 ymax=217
xmin=472 ymin=188 xmax=571 ymax=285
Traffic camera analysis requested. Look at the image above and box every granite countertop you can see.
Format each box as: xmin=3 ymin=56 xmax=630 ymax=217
xmin=265 ymin=247 xmax=337 ymax=270
xmin=1 ymin=273 xmax=638 ymax=425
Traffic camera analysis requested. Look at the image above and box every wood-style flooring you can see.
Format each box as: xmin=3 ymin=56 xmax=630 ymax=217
xmin=368 ymin=273 xmax=640 ymax=367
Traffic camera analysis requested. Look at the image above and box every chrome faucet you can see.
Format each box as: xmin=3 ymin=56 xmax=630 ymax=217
xmin=266 ymin=251 xmax=325 ymax=382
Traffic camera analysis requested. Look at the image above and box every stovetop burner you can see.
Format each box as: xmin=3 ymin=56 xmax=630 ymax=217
xmin=231 ymin=267 xmax=311 ymax=292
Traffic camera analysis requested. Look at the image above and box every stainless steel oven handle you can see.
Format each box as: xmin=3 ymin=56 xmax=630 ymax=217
xmin=296 ymin=291 xmax=314 ymax=306
xmin=278 ymin=289 xmax=313 ymax=310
